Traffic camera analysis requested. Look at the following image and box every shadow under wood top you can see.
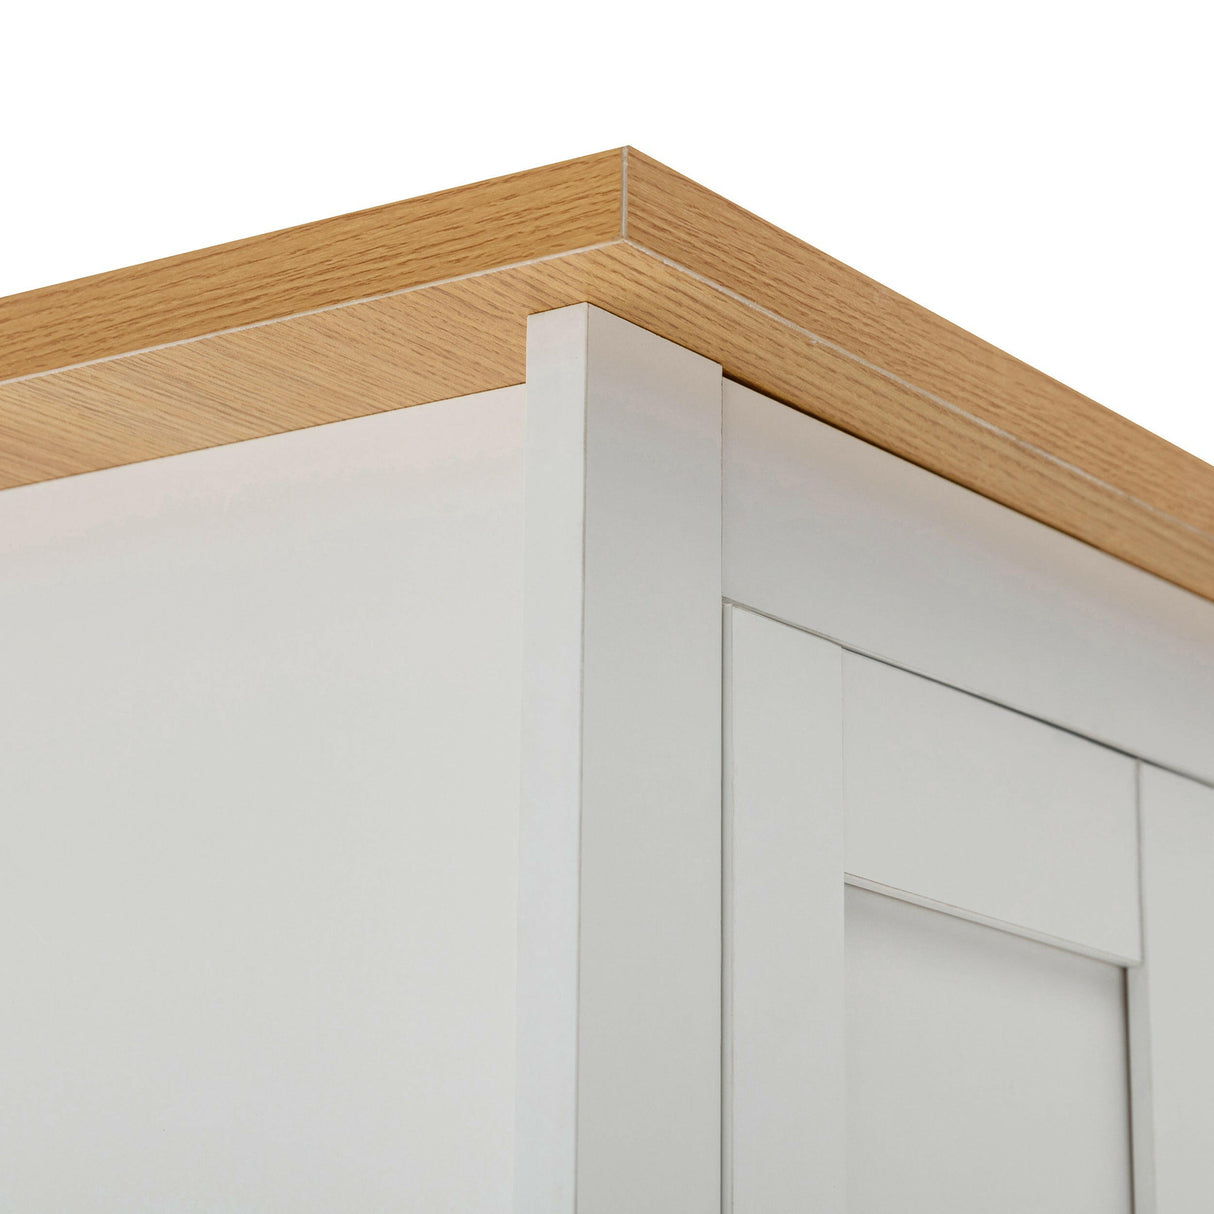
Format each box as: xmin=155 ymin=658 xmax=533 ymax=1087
xmin=2 ymin=147 xmax=1212 ymax=603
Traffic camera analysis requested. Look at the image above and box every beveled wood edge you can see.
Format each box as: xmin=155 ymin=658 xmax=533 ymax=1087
xmin=2 ymin=148 xmax=1211 ymax=605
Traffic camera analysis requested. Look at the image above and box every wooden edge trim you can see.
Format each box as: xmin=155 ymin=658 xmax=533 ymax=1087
xmin=1 ymin=148 xmax=1211 ymax=605
xmin=622 ymin=148 xmax=1214 ymax=538
xmin=0 ymin=149 xmax=625 ymax=383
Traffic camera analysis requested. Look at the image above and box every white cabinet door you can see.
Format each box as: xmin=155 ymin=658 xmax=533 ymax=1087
xmin=723 ymin=604 xmax=1200 ymax=1213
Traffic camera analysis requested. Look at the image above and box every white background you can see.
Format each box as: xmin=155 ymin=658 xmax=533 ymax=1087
xmin=2 ymin=0 xmax=1210 ymax=463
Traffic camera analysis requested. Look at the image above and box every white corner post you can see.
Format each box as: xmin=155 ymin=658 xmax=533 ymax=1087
xmin=516 ymin=305 xmax=723 ymax=1214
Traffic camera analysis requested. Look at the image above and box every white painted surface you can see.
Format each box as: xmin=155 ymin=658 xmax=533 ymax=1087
xmin=0 ymin=388 xmax=524 ymax=1212
xmin=514 ymin=307 xmax=585 ymax=1214
xmin=843 ymin=652 xmax=1140 ymax=961
xmin=728 ymin=608 xmax=1144 ymax=1212
xmin=724 ymin=607 xmax=844 ymax=1214
xmin=723 ymin=379 xmax=1214 ymax=784
xmin=1128 ymin=765 xmax=1214 ymax=1213
xmin=846 ymin=886 xmax=1132 ymax=1214
xmin=516 ymin=306 xmax=722 ymax=1214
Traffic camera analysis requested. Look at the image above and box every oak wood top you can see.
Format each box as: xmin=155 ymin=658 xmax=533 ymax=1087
xmin=2 ymin=148 xmax=1211 ymax=602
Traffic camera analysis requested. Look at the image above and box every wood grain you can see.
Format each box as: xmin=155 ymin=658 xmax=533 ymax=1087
xmin=0 ymin=149 xmax=623 ymax=382
xmin=1 ymin=148 xmax=1212 ymax=604
xmin=624 ymin=149 xmax=1214 ymax=537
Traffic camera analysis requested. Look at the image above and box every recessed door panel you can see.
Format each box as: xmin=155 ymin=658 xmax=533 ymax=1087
xmin=846 ymin=885 xmax=1132 ymax=1214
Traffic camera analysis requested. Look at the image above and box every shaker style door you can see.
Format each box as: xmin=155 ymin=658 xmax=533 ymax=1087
xmin=723 ymin=605 xmax=1143 ymax=1214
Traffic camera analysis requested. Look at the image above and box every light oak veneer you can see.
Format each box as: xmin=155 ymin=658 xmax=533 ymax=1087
xmin=2 ymin=148 xmax=1212 ymax=601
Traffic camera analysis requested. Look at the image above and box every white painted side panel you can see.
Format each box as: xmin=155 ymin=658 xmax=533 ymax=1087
xmin=725 ymin=607 xmax=845 ymax=1214
xmin=517 ymin=306 xmax=722 ymax=1214
xmin=846 ymin=886 xmax=1132 ymax=1214
xmin=723 ymin=380 xmax=1214 ymax=784
xmin=1129 ymin=766 xmax=1214 ymax=1213
xmin=0 ymin=389 xmax=524 ymax=1212
xmin=843 ymin=653 xmax=1140 ymax=961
